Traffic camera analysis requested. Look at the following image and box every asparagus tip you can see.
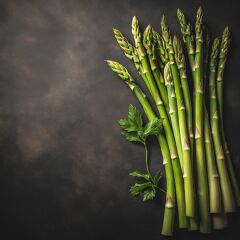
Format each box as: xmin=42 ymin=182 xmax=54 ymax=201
xmin=132 ymin=16 xmax=138 ymax=29
xmin=220 ymin=26 xmax=231 ymax=58
xmin=132 ymin=15 xmax=141 ymax=46
xmin=106 ymin=60 xmax=133 ymax=83
xmin=195 ymin=6 xmax=203 ymax=39
xmin=222 ymin=26 xmax=230 ymax=41
xmin=113 ymin=28 xmax=122 ymax=37
xmin=145 ymin=24 xmax=152 ymax=33
xmin=105 ymin=59 xmax=114 ymax=66
xmin=177 ymin=8 xmax=182 ymax=16
xmin=196 ymin=6 xmax=203 ymax=25
xmin=161 ymin=15 xmax=170 ymax=42
xmin=143 ymin=25 xmax=152 ymax=40
xmin=113 ymin=28 xmax=122 ymax=40
xmin=143 ymin=25 xmax=154 ymax=54
xmin=210 ymin=38 xmax=220 ymax=64
xmin=197 ymin=6 xmax=203 ymax=15
xmin=161 ymin=14 xmax=166 ymax=26
xmin=177 ymin=8 xmax=186 ymax=27
xmin=132 ymin=15 xmax=137 ymax=22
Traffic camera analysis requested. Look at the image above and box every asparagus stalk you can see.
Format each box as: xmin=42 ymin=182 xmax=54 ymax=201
xmin=203 ymin=31 xmax=222 ymax=214
xmin=194 ymin=7 xmax=211 ymax=233
xmin=106 ymin=60 xmax=175 ymax=235
xmin=161 ymin=16 xmax=195 ymax=217
xmin=173 ymin=36 xmax=194 ymax=163
xmin=209 ymin=38 xmax=235 ymax=212
xmin=204 ymin=109 xmax=222 ymax=213
xmin=217 ymin=27 xmax=240 ymax=206
xmin=131 ymin=16 xmax=187 ymax=228
xmin=173 ymin=36 xmax=199 ymax=230
xmin=217 ymin=27 xmax=230 ymax=119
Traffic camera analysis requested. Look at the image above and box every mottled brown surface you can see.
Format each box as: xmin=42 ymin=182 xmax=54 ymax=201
xmin=0 ymin=0 xmax=240 ymax=239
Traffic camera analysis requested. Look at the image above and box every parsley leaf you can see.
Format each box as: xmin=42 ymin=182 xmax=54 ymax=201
xmin=121 ymin=131 xmax=144 ymax=143
xmin=129 ymin=170 xmax=163 ymax=201
xmin=143 ymin=118 xmax=162 ymax=137
xmin=129 ymin=182 xmax=152 ymax=196
xmin=143 ymin=187 xmax=156 ymax=201
xmin=129 ymin=171 xmax=150 ymax=181
xmin=119 ymin=105 xmax=162 ymax=144
xmin=119 ymin=104 xmax=143 ymax=132
xmin=127 ymin=104 xmax=143 ymax=130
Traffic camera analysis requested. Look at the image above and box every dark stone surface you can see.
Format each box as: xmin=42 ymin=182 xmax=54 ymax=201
xmin=0 ymin=0 xmax=239 ymax=239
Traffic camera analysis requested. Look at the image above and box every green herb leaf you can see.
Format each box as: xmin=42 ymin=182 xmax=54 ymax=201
xmin=121 ymin=131 xmax=144 ymax=143
xmin=119 ymin=105 xmax=163 ymax=144
xmin=143 ymin=187 xmax=156 ymax=201
xmin=119 ymin=105 xmax=146 ymax=143
xmin=143 ymin=118 xmax=162 ymax=137
xmin=129 ymin=171 xmax=150 ymax=181
xmin=119 ymin=104 xmax=143 ymax=132
xmin=129 ymin=182 xmax=152 ymax=196
xmin=128 ymin=104 xmax=143 ymax=129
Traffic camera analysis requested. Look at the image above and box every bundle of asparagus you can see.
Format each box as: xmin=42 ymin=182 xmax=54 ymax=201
xmin=106 ymin=7 xmax=240 ymax=236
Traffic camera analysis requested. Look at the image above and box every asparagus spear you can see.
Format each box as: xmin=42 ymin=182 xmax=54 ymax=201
xmin=202 ymin=31 xmax=222 ymax=214
xmin=204 ymin=109 xmax=222 ymax=213
xmin=194 ymin=7 xmax=211 ymax=233
xmin=217 ymin=27 xmax=240 ymax=206
xmin=131 ymin=16 xmax=187 ymax=228
xmin=161 ymin=16 xmax=195 ymax=218
xmin=106 ymin=60 xmax=175 ymax=235
xmin=217 ymin=27 xmax=230 ymax=118
xmin=209 ymin=38 xmax=235 ymax=212
xmin=173 ymin=36 xmax=194 ymax=163
xmin=173 ymin=36 xmax=199 ymax=230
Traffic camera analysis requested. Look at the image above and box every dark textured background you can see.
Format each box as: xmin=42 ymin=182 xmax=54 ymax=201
xmin=0 ymin=0 xmax=240 ymax=239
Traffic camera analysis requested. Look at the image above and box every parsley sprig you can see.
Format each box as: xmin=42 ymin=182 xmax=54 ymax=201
xmin=119 ymin=104 xmax=165 ymax=201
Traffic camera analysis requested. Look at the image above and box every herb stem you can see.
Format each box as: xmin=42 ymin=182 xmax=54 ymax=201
xmin=144 ymin=142 xmax=154 ymax=182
